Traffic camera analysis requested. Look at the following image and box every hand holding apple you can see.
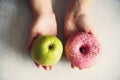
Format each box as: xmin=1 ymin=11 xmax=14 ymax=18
xmin=31 ymin=35 xmax=63 ymax=68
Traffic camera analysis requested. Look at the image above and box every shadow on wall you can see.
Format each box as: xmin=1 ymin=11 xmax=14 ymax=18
xmin=52 ymin=0 xmax=68 ymax=41
xmin=52 ymin=0 xmax=69 ymax=63
xmin=0 ymin=0 xmax=32 ymax=60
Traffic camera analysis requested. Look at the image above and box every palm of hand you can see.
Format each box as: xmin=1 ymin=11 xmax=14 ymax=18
xmin=31 ymin=14 xmax=57 ymax=36
xmin=25 ymin=13 xmax=57 ymax=70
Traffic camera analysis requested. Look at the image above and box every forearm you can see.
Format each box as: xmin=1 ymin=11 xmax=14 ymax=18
xmin=69 ymin=0 xmax=91 ymax=15
xmin=29 ymin=0 xmax=53 ymax=16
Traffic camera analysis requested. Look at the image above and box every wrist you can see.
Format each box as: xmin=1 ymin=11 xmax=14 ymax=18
xmin=34 ymin=11 xmax=55 ymax=19
xmin=30 ymin=0 xmax=53 ymax=17
xmin=35 ymin=9 xmax=54 ymax=17
xmin=68 ymin=0 xmax=90 ymax=15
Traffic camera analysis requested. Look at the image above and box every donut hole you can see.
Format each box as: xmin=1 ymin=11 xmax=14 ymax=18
xmin=79 ymin=45 xmax=89 ymax=54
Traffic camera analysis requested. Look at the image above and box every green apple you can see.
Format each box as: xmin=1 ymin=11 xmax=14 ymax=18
xmin=31 ymin=35 xmax=63 ymax=66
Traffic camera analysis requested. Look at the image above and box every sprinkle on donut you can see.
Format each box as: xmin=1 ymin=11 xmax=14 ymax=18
xmin=65 ymin=32 xmax=101 ymax=69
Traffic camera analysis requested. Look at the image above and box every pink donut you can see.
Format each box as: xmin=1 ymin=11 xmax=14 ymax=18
xmin=65 ymin=32 xmax=101 ymax=69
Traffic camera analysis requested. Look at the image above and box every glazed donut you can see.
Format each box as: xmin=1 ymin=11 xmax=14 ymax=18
xmin=65 ymin=32 xmax=101 ymax=69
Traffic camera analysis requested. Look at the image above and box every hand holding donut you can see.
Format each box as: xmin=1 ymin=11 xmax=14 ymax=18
xmin=63 ymin=0 xmax=101 ymax=69
xmin=65 ymin=32 xmax=101 ymax=70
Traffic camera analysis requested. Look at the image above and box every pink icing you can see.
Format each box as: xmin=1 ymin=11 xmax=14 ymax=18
xmin=65 ymin=32 xmax=101 ymax=69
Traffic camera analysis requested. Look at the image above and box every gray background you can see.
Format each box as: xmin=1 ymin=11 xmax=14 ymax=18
xmin=0 ymin=0 xmax=120 ymax=80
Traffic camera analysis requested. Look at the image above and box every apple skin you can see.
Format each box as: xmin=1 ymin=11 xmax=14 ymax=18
xmin=31 ymin=35 xmax=63 ymax=66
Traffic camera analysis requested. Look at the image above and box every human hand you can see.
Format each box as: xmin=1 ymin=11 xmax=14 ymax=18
xmin=64 ymin=0 xmax=94 ymax=69
xmin=25 ymin=13 xmax=57 ymax=70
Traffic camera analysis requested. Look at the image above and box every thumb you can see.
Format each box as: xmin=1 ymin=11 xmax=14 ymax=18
xmin=88 ymin=29 xmax=95 ymax=35
xmin=25 ymin=33 xmax=38 ymax=52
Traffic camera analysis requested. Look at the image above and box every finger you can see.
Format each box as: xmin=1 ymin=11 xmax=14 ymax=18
xmin=79 ymin=25 xmax=90 ymax=33
xmin=88 ymin=30 xmax=94 ymax=35
xmin=64 ymin=26 xmax=78 ymax=41
xmin=71 ymin=64 xmax=77 ymax=69
xmin=79 ymin=68 xmax=82 ymax=70
xmin=49 ymin=66 xmax=53 ymax=70
xmin=43 ymin=66 xmax=49 ymax=71
xmin=25 ymin=33 xmax=38 ymax=51
xmin=77 ymin=17 xmax=94 ymax=34
xmin=34 ymin=62 xmax=42 ymax=68
xmin=78 ymin=25 xmax=94 ymax=35
xmin=88 ymin=26 xmax=95 ymax=35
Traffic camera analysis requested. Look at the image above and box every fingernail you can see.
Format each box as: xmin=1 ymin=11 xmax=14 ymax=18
xmin=79 ymin=68 xmax=82 ymax=70
xmin=71 ymin=64 xmax=76 ymax=69
xmin=49 ymin=66 xmax=53 ymax=70
xmin=45 ymin=67 xmax=49 ymax=71
xmin=34 ymin=62 xmax=41 ymax=68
